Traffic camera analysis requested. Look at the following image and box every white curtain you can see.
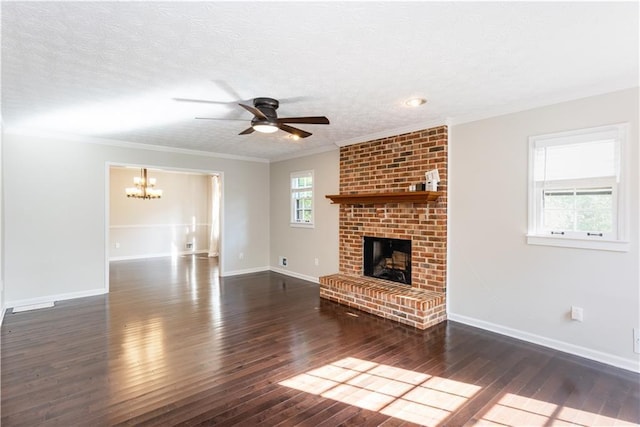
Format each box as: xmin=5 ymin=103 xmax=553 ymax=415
xmin=208 ymin=175 xmax=221 ymax=257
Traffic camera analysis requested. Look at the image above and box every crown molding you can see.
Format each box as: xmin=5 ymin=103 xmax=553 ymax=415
xmin=2 ymin=127 xmax=270 ymax=163
xmin=269 ymin=143 xmax=339 ymax=163
xmin=449 ymin=85 xmax=639 ymax=127
xmin=333 ymin=118 xmax=447 ymax=147
xmin=6 ymin=85 xmax=635 ymax=163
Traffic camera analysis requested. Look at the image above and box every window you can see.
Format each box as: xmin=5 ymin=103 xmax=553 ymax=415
xmin=528 ymin=124 xmax=629 ymax=251
xmin=290 ymin=170 xmax=314 ymax=227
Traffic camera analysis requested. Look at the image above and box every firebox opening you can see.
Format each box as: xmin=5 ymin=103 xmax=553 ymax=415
xmin=363 ymin=236 xmax=411 ymax=286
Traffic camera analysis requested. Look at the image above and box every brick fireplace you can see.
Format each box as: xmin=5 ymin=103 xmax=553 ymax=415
xmin=320 ymin=125 xmax=448 ymax=329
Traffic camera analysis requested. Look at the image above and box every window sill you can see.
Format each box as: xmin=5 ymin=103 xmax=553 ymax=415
xmin=290 ymin=222 xmax=314 ymax=229
xmin=526 ymin=234 xmax=630 ymax=252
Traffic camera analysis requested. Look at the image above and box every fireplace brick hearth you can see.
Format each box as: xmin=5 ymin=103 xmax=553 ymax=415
xmin=320 ymin=274 xmax=446 ymax=329
xmin=320 ymin=125 xmax=447 ymax=329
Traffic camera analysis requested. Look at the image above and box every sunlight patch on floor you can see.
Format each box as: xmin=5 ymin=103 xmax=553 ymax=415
xmin=478 ymin=392 xmax=639 ymax=426
xmin=278 ymin=357 xmax=482 ymax=426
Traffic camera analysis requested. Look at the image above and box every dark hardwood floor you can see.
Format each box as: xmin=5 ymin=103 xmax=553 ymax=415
xmin=1 ymin=255 xmax=639 ymax=426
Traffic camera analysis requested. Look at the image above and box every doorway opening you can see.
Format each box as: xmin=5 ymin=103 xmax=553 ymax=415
xmin=106 ymin=164 xmax=224 ymax=291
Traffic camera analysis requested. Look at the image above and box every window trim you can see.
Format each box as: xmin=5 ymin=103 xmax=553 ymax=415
xmin=527 ymin=123 xmax=630 ymax=252
xmin=290 ymin=170 xmax=314 ymax=228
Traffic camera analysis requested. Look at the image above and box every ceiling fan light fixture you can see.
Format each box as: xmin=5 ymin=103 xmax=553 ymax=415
xmin=252 ymin=121 xmax=279 ymax=133
xmin=182 ymin=96 xmax=328 ymax=138
xmin=405 ymin=97 xmax=427 ymax=107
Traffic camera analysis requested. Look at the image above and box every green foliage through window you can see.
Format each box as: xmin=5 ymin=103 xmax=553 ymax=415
xmin=543 ymin=188 xmax=613 ymax=233
xmin=291 ymin=171 xmax=313 ymax=225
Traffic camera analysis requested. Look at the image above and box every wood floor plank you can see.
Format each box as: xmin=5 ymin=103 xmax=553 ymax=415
xmin=2 ymin=255 xmax=638 ymax=426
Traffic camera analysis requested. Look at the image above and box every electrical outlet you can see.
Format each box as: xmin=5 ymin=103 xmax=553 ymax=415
xmin=115 ymin=242 xmax=120 ymax=249
xmin=239 ymin=252 xmax=244 ymax=260
xmin=279 ymin=256 xmax=287 ymax=267
xmin=185 ymin=242 xmax=193 ymax=250
xmin=571 ymin=306 xmax=584 ymax=322
xmin=634 ymin=328 xmax=640 ymax=354
xmin=314 ymin=258 xmax=319 ymax=266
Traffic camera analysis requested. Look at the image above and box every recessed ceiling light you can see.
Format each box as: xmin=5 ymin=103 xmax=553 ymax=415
xmin=405 ymin=97 xmax=427 ymax=107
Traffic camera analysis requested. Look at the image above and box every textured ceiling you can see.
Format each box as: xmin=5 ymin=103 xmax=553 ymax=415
xmin=2 ymin=2 xmax=638 ymax=161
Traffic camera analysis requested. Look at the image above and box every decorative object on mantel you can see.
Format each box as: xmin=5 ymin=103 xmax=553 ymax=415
xmin=408 ymin=183 xmax=426 ymax=192
xmin=325 ymin=191 xmax=440 ymax=205
xmin=425 ymin=169 xmax=440 ymax=191
xmin=125 ymin=168 xmax=163 ymax=199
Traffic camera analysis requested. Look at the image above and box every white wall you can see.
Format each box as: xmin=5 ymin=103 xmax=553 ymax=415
xmin=109 ymin=167 xmax=211 ymax=260
xmin=269 ymin=149 xmax=340 ymax=282
xmin=0 ymin=126 xmax=4 ymax=324
xmin=3 ymin=132 xmax=270 ymax=307
xmin=449 ymin=88 xmax=639 ymax=371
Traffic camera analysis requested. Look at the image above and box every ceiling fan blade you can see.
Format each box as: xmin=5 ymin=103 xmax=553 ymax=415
xmin=210 ymin=79 xmax=245 ymax=101
xmin=239 ymin=127 xmax=255 ymax=135
xmin=280 ymin=96 xmax=309 ymax=104
xmin=277 ymin=116 xmax=330 ymax=125
xmin=279 ymin=124 xmax=312 ymax=138
xmin=195 ymin=117 xmax=246 ymax=121
xmin=239 ymin=103 xmax=267 ymax=119
xmin=173 ymin=97 xmax=235 ymax=105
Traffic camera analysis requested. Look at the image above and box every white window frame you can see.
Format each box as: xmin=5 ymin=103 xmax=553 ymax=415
xmin=527 ymin=123 xmax=630 ymax=252
xmin=290 ymin=170 xmax=314 ymax=228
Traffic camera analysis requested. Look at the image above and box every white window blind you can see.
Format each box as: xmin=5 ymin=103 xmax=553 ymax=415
xmin=534 ymin=139 xmax=617 ymax=182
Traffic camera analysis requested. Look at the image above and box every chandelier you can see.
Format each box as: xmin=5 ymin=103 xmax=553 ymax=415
xmin=125 ymin=168 xmax=163 ymax=199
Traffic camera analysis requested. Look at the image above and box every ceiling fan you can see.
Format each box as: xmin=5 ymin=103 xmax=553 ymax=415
xmin=175 ymin=96 xmax=330 ymax=139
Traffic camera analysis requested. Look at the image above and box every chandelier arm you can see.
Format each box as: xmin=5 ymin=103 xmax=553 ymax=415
xmin=125 ymin=168 xmax=162 ymax=200
xmin=143 ymin=169 xmax=148 ymax=199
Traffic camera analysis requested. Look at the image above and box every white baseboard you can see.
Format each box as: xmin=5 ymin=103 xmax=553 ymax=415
xmin=269 ymin=267 xmax=319 ymax=284
xmin=6 ymin=288 xmax=107 ymax=311
xmin=109 ymin=250 xmax=208 ymax=261
xmin=218 ymin=266 xmax=319 ymax=283
xmin=448 ymin=312 xmax=640 ymax=373
xmin=12 ymin=302 xmax=55 ymax=313
xmin=1 ymin=278 xmax=4 ymax=326
xmin=222 ymin=266 xmax=270 ymax=277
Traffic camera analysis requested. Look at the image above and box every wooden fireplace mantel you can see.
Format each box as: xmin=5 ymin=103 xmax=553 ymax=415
xmin=325 ymin=191 xmax=441 ymax=205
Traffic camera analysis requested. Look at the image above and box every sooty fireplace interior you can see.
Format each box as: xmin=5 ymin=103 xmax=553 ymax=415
xmin=363 ymin=236 xmax=411 ymax=285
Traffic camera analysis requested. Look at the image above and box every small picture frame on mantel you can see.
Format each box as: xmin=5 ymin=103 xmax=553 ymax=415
xmin=425 ymin=169 xmax=440 ymax=191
